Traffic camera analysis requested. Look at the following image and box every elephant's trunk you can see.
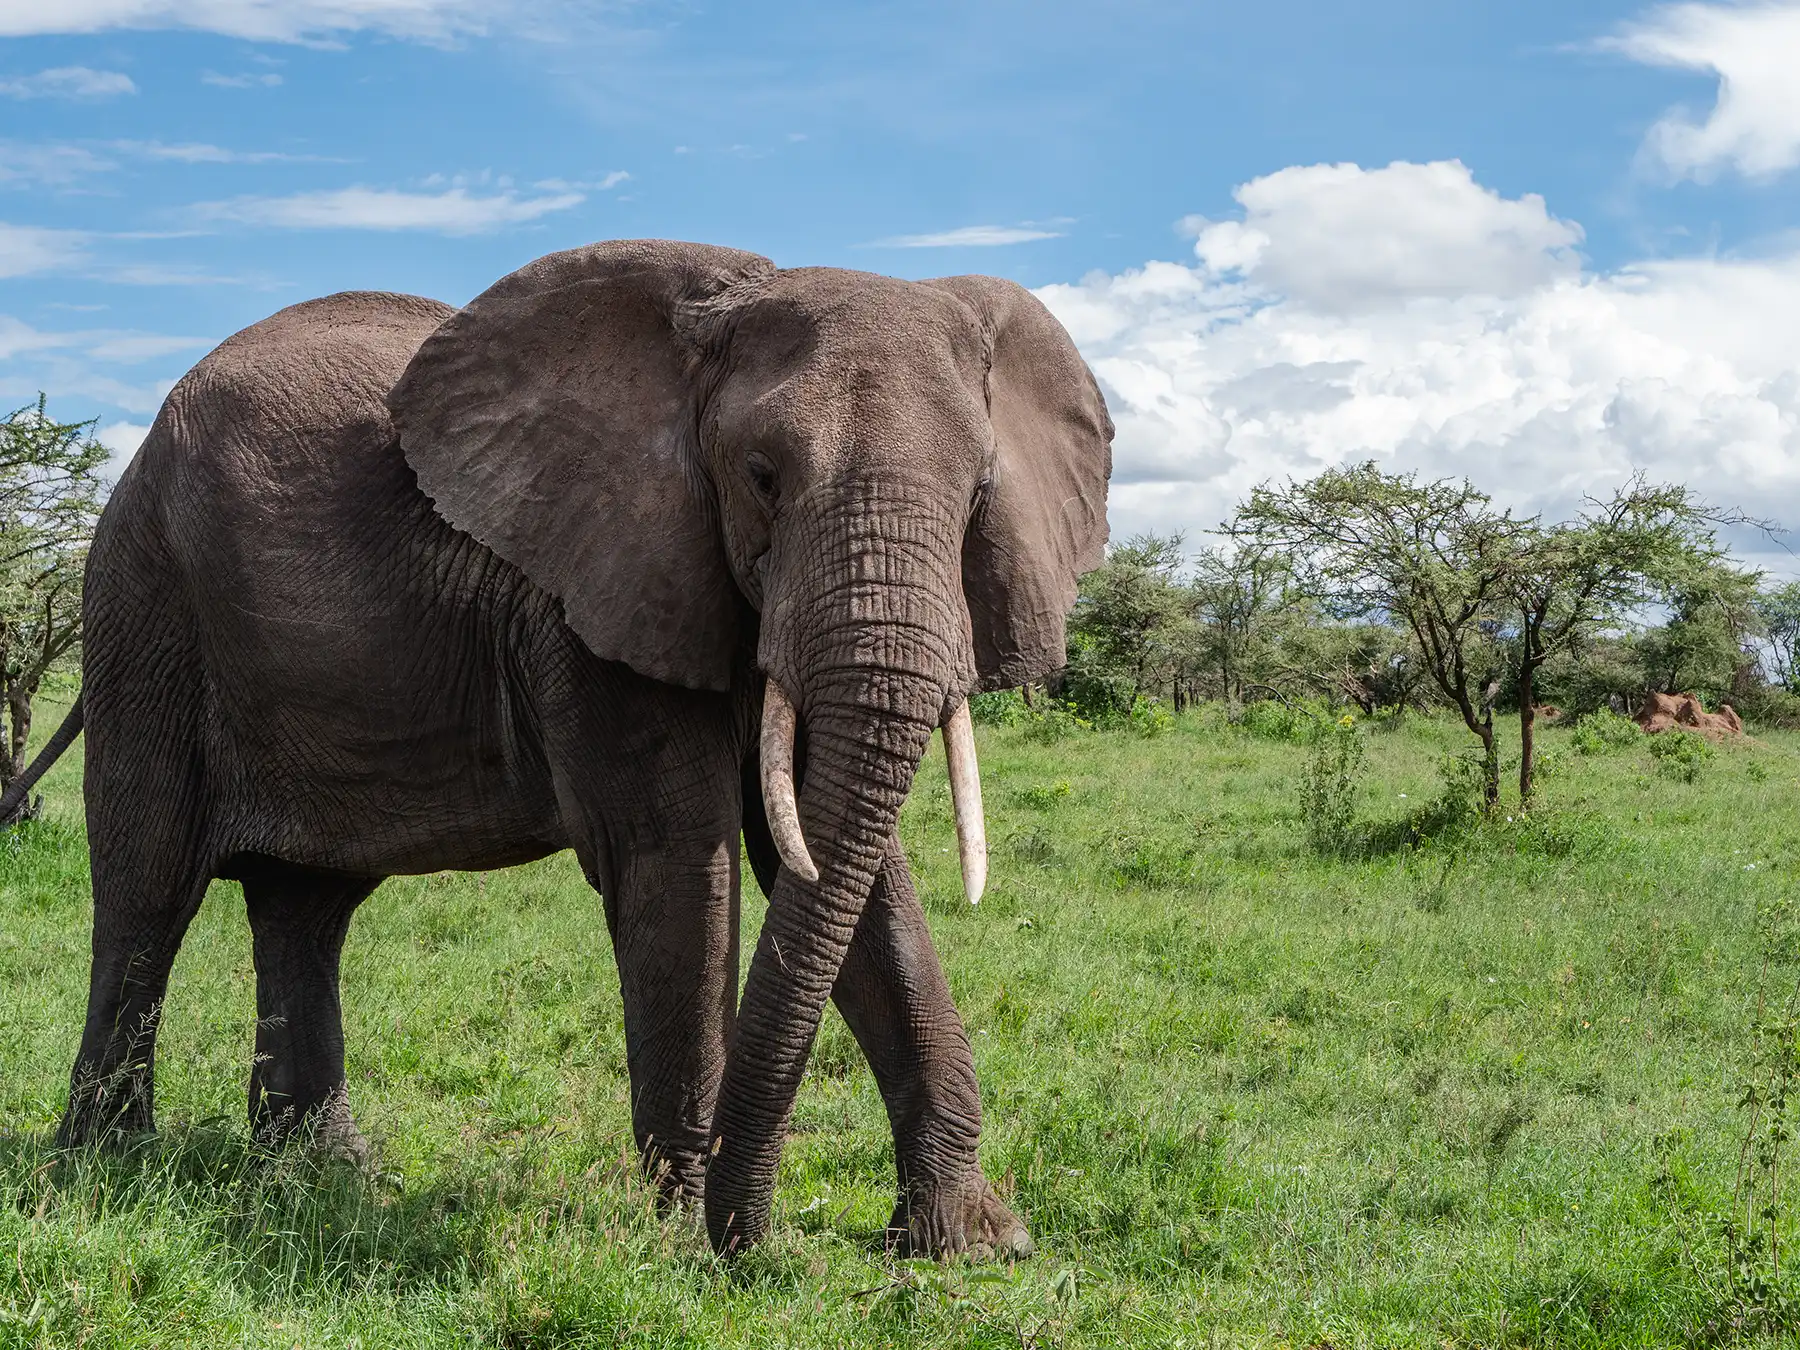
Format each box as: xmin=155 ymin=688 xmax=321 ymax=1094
xmin=710 ymin=673 xmax=941 ymax=1251
xmin=711 ymin=477 xmax=977 ymax=1251
xmin=762 ymin=683 xmax=985 ymax=903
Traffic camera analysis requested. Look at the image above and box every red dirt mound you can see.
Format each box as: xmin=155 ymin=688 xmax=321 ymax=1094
xmin=1635 ymin=690 xmax=1743 ymax=739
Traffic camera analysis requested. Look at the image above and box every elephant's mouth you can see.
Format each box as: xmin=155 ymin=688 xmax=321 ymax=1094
xmin=759 ymin=679 xmax=987 ymax=904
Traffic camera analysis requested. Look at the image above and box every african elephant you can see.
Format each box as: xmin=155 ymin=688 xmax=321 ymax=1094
xmin=1 ymin=240 xmax=1112 ymax=1256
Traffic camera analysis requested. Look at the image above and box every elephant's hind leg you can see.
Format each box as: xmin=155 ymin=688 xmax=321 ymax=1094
xmin=61 ymin=815 xmax=211 ymax=1147
xmin=240 ymin=860 xmax=380 ymax=1159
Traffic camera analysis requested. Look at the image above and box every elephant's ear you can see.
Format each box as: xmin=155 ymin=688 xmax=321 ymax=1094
xmin=389 ymin=239 xmax=775 ymax=692
xmin=924 ymin=275 xmax=1113 ymax=691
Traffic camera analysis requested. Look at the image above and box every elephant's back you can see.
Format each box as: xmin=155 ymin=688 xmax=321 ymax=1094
xmin=86 ymin=289 xmax=563 ymax=873
xmin=157 ymin=292 xmax=454 ymax=480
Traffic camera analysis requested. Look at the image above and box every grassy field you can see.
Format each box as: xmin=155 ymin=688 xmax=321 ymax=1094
xmin=2 ymin=696 xmax=1798 ymax=1347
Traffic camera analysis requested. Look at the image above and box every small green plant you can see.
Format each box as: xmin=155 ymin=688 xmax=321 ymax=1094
xmin=1570 ymin=708 xmax=1642 ymax=755
xmin=1705 ymin=966 xmax=1800 ymax=1341
xmin=1014 ymin=781 xmax=1072 ymax=810
xmin=1299 ymin=713 xmax=1366 ymax=856
xmin=1648 ymin=728 xmax=1714 ymax=783
xmin=1103 ymin=828 xmax=1199 ymax=889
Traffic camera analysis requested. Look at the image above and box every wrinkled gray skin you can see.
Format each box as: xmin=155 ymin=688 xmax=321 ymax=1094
xmin=45 ymin=240 xmax=1111 ymax=1257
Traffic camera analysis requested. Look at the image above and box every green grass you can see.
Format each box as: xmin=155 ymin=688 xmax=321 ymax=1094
xmin=3 ymin=697 xmax=1799 ymax=1346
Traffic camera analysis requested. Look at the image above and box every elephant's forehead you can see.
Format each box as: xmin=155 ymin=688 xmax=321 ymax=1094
xmin=737 ymin=267 xmax=987 ymax=364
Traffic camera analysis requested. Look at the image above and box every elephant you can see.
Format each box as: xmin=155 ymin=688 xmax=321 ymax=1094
xmin=0 ymin=239 xmax=1112 ymax=1257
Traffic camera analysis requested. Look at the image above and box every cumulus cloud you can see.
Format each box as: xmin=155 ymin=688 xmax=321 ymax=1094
xmin=0 ymin=66 xmax=137 ymax=99
xmin=195 ymin=184 xmax=583 ymax=233
xmin=874 ymin=225 xmax=1063 ymax=248
xmin=95 ymin=420 xmax=151 ymax=473
xmin=1181 ymin=161 xmax=1583 ymax=312
xmin=0 ymin=0 xmax=514 ymax=42
xmin=1606 ymin=1 xmax=1800 ymax=180
xmin=1036 ymin=160 xmax=1800 ymax=567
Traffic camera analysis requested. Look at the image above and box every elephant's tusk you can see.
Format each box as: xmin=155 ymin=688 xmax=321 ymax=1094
xmin=942 ymin=700 xmax=987 ymax=905
xmin=760 ymin=681 xmax=819 ymax=883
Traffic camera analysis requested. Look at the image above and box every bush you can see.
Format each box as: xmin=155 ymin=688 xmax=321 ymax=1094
xmin=1021 ymin=703 xmax=1092 ymax=744
xmin=1737 ymin=684 xmax=1800 ymax=730
xmin=1127 ymin=698 xmax=1174 ymax=738
xmin=1298 ymin=714 xmax=1365 ymax=856
xmin=1238 ymin=699 xmax=1326 ymax=744
xmin=968 ymin=689 xmax=1031 ymax=727
xmin=1569 ymin=708 xmax=1642 ymax=755
xmin=1647 ymin=728 xmax=1714 ymax=783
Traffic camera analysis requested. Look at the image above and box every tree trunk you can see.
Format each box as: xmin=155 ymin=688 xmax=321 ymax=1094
xmin=7 ymin=680 xmax=33 ymax=786
xmin=1478 ymin=714 xmax=1498 ymax=811
xmin=1518 ymin=658 xmax=1537 ymax=807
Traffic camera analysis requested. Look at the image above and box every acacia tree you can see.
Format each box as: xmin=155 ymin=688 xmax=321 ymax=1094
xmin=1758 ymin=580 xmax=1800 ymax=693
xmin=1230 ymin=462 xmax=1531 ymax=808
xmin=1064 ymin=533 xmax=1196 ymax=713
xmin=0 ymin=396 xmax=107 ymax=803
xmin=1187 ymin=542 xmax=1289 ymax=705
xmin=1506 ymin=478 xmax=1734 ymax=803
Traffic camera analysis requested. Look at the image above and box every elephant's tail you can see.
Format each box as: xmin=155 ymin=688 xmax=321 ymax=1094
xmin=0 ymin=694 xmax=83 ymax=828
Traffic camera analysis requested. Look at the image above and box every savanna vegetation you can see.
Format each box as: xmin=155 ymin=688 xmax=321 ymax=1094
xmin=5 ymin=690 xmax=1800 ymax=1347
xmin=5 ymin=403 xmax=1800 ymax=1346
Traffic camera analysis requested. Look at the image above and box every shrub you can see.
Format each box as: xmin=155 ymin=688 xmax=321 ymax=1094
xmin=1569 ymin=707 xmax=1642 ymax=755
xmin=1647 ymin=728 xmax=1713 ymax=783
xmin=1298 ymin=714 xmax=1366 ymax=856
xmin=1021 ymin=703 xmax=1092 ymax=744
xmin=1738 ymin=684 xmax=1800 ymax=730
xmin=968 ymin=689 xmax=1030 ymax=727
xmin=1127 ymin=698 xmax=1174 ymax=738
xmin=1238 ymin=699 xmax=1326 ymax=744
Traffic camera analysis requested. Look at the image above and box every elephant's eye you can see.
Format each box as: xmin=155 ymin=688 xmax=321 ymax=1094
xmin=746 ymin=452 xmax=779 ymax=504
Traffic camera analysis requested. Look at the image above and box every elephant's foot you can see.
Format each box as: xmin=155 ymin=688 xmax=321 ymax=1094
xmin=886 ymin=1173 xmax=1034 ymax=1262
xmin=252 ymin=1084 xmax=369 ymax=1166
xmin=57 ymin=1063 xmax=155 ymax=1149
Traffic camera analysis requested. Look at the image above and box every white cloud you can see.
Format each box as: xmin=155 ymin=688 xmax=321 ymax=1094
xmin=1182 ymin=161 xmax=1583 ymax=313
xmin=0 ymin=223 xmax=87 ymax=277
xmin=0 ymin=141 xmax=117 ymax=187
xmin=111 ymin=140 xmax=337 ymax=164
xmin=534 ymin=171 xmax=628 ymax=191
xmin=195 ymin=184 xmax=584 ymax=233
xmin=0 ymin=66 xmax=137 ymax=99
xmin=201 ymin=70 xmax=283 ymax=87
xmin=875 ymin=225 xmax=1063 ymax=248
xmin=0 ymin=317 xmax=200 ymax=428
xmin=0 ymin=0 xmax=513 ymax=42
xmin=95 ymin=420 xmax=151 ymax=473
xmin=1036 ymin=160 xmax=1800 ymax=568
xmin=1606 ymin=1 xmax=1800 ymax=180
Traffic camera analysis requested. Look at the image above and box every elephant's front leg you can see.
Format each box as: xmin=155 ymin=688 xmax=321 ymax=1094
xmin=605 ymin=836 xmax=741 ymax=1204
xmin=832 ymin=843 xmax=1033 ymax=1260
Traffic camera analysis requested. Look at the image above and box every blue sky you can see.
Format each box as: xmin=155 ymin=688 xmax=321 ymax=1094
xmin=6 ymin=0 xmax=1800 ymax=565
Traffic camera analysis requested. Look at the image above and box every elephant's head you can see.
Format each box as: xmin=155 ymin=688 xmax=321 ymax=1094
xmin=386 ymin=239 xmax=1111 ymax=1249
